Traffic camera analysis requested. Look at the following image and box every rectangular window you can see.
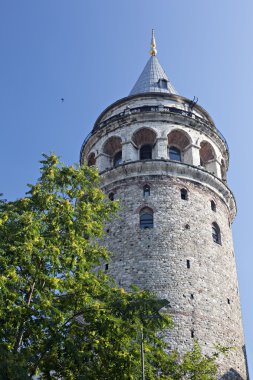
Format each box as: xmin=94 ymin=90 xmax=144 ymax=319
xmin=158 ymin=79 xmax=168 ymax=89
xmin=105 ymin=264 xmax=109 ymax=271
xmin=187 ymin=260 xmax=190 ymax=269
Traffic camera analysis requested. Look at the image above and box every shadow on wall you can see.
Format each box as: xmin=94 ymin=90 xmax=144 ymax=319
xmin=220 ymin=369 xmax=243 ymax=380
xmin=219 ymin=344 xmax=250 ymax=380
xmin=220 ymin=366 xmax=249 ymax=380
xmin=242 ymin=344 xmax=250 ymax=380
xmin=219 ymin=345 xmax=249 ymax=379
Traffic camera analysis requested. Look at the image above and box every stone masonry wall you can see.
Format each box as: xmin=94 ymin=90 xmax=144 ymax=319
xmin=101 ymin=173 xmax=247 ymax=379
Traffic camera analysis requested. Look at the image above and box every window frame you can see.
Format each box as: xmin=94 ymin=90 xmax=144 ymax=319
xmin=113 ymin=151 xmax=122 ymax=167
xmin=140 ymin=208 xmax=154 ymax=229
xmin=212 ymin=222 xmax=221 ymax=245
xmin=168 ymin=146 xmax=182 ymax=162
xmin=158 ymin=78 xmax=168 ymax=89
xmin=143 ymin=184 xmax=151 ymax=198
xmin=140 ymin=144 xmax=152 ymax=160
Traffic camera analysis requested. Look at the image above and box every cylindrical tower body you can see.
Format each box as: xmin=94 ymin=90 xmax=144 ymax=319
xmin=80 ymin=49 xmax=248 ymax=379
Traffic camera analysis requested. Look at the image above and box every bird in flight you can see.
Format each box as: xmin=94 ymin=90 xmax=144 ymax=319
xmin=61 ymin=98 xmax=64 ymax=102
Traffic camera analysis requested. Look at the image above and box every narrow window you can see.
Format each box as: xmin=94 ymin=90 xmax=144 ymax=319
xmin=181 ymin=188 xmax=188 ymax=200
xmin=187 ymin=260 xmax=190 ymax=269
xmin=105 ymin=264 xmax=109 ymax=271
xmin=113 ymin=151 xmax=122 ymax=167
xmin=169 ymin=146 xmax=181 ymax=162
xmin=190 ymin=294 xmax=194 ymax=300
xmin=191 ymin=330 xmax=195 ymax=338
xmin=143 ymin=185 xmax=150 ymax=198
xmin=109 ymin=192 xmax=114 ymax=201
xmin=227 ymin=298 xmax=230 ymax=304
xmin=140 ymin=144 xmax=152 ymax=160
xmin=140 ymin=208 xmax=153 ymax=229
xmin=211 ymin=200 xmax=216 ymax=212
xmin=212 ymin=222 xmax=221 ymax=245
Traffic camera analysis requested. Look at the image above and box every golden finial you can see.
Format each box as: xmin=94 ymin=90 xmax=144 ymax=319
xmin=150 ymin=29 xmax=157 ymax=56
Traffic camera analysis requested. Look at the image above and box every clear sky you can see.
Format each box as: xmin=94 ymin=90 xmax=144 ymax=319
xmin=0 ymin=0 xmax=252 ymax=376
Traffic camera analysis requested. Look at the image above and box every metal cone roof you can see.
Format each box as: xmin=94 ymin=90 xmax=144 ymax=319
xmin=129 ymin=55 xmax=177 ymax=96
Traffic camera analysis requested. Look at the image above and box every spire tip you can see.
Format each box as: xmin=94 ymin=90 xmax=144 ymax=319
xmin=150 ymin=29 xmax=157 ymax=56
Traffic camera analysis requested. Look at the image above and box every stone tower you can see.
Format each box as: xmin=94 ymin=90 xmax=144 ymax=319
xmin=80 ymin=32 xmax=248 ymax=379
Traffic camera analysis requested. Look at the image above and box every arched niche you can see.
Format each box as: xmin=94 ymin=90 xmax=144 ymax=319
xmin=199 ymin=140 xmax=220 ymax=177
xmin=87 ymin=152 xmax=96 ymax=167
xmin=199 ymin=141 xmax=216 ymax=165
xmin=102 ymin=136 xmax=122 ymax=169
xmin=167 ymin=129 xmax=191 ymax=163
xmin=103 ymin=136 xmax=122 ymax=156
xmin=132 ymin=128 xmax=157 ymax=161
xmin=132 ymin=128 xmax=156 ymax=148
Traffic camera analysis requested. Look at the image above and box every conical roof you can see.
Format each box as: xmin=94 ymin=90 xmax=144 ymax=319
xmin=129 ymin=30 xmax=177 ymax=96
xmin=129 ymin=55 xmax=177 ymax=96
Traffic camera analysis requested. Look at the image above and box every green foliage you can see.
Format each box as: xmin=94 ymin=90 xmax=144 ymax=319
xmin=0 ymin=154 xmax=222 ymax=379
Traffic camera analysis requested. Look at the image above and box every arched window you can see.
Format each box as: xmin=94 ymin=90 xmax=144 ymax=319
xmin=181 ymin=188 xmax=188 ymax=200
xmin=211 ymin=200 xmax=216 ymax=212
xmin=103 ymin=136 xmax=122 ymax=169
xmin=109 ymin=192 xmax=114 ymax=201
xmin=140 ymin=208 xmax=153 ymax=229
xmin=87 ymin=152 xmax=96 ymax=167
xmin=140 ymin=144 xmax=152 ymax=160
xmin=212 ymin=222 xmax=221 ymax=245
xmin=167 ymin=130 xmax=191 ymax=164
xmin=143 ymin=185 xmax=150 ymax=198
xmin=199 ymin=141 xmax=215 ymax=167
xmin=169 ymin=146 xmax=181 ymax=162
xmin=132 ymin=128 xmax=156 ymax=161
xmin=113 ymin=151 xmax=122 ymax=167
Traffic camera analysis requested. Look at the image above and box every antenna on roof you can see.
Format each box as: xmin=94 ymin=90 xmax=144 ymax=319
xmin=189 ymin=96 xmax=198 ymax=109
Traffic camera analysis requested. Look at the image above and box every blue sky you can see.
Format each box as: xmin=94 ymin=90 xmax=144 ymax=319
xmin=0 ymin=0 xmax=252 ymax=375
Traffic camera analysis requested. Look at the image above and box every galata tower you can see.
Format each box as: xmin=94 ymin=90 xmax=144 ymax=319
xmin=80 ymin=31 xmax=248 ymax=379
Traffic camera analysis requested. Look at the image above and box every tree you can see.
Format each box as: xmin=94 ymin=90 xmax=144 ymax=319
xmin=0 ymin=154 xmax=223 ymax=379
